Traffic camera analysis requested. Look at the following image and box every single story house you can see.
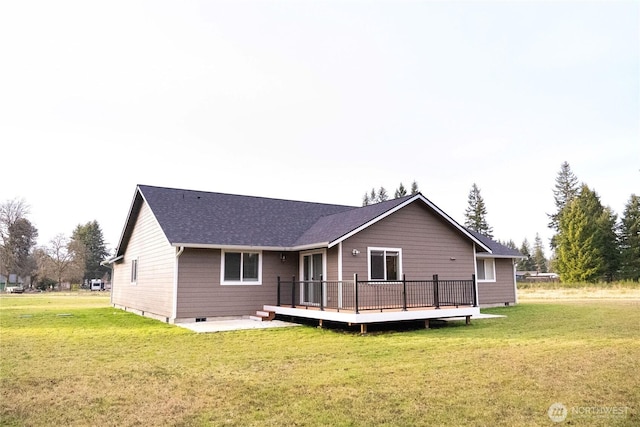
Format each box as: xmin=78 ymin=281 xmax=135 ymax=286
xmin=107 ymin=185 xmax=522 ymax=331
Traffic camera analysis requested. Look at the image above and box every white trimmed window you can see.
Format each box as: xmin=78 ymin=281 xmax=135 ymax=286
xmin=368 ymin=248 xmax=402 ymax=281
xmin=131 ymin=258 xmax=138 ymax=284
xmin=477 ymin=258 xmax=496 ymax=282
xmin=221 ymin=251 xmax=262 ymax=285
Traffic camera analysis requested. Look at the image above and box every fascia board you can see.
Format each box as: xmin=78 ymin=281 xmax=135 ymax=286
xmin=114 ymin=186 xmax=144 ymax=257
xmin=476 ymin=253 xmax=526 ymax=259
xmin=171 ymin=242 xmax=330 ymax=252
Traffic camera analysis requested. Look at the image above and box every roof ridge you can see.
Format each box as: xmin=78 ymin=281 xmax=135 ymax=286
xmin=137 ymin=184 xmax=357 ymax=209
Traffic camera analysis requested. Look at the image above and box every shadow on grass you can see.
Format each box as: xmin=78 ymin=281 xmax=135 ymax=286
xmin=276 ymin=315 xmax=473 ymax=335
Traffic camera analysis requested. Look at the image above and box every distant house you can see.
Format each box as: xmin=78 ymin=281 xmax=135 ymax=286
xmin=107 ymin=185 xmax=523 ymax=330
xmin=516 ymin=271 xmax=560 ymax=282
xmin=1 ymin=274 xmax=30 ymax=291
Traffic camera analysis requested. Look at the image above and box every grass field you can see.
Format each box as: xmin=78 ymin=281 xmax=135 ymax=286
xmin=1 ymin=291 xmax=638 ymax=426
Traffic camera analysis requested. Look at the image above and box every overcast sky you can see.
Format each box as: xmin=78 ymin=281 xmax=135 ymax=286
xmin=1 ymin=0 xmax=638 ymax=255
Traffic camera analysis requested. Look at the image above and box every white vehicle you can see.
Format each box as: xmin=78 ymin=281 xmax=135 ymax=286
xmin=90 ymin=279 xmax=103 ymax=291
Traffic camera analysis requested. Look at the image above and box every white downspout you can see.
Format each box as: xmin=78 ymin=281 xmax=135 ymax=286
xmin=172 ymin=246 xmax=185 ymax=323
xmin=100 ymin=259 xmax=115 ymax=306
xmin=338 ymin=242 xmax=343 ymax=309
xmin=338 ymin=242 xmax=343 ymax=282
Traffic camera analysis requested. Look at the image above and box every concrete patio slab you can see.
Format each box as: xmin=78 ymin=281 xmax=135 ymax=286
xmin=175 ymin=318 xmax=302 ymax=333
xmin=174 ymin=312 xmax=505 ymax=333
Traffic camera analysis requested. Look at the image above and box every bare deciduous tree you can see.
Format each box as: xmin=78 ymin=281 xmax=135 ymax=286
xmin=44 ymin=234 xmax=79 ymax=290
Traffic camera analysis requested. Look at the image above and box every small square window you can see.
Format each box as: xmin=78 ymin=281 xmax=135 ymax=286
xmin=368 ymin=248 xmax=402 ymax=281
xmin=222 ymin=251 xmax=262 ymax=285
xmin=477 ymin=258 xmax=495 ymax=282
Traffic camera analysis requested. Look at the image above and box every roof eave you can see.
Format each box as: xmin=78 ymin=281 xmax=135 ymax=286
xmin=113 ymin=186 xmax=145 ymax=258
xmin=101 ymin=255 xmax=124 ymax=265
xmin=476 ymin=253 xmax=525 ymax=259
xmin=170 ymin=242 xmax=331 ymax=252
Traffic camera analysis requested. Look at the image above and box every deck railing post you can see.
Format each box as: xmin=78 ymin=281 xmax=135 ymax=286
xmin=402 ymin=274 xmax=407 ymax=311
xmin=472 ymin=274 xmax=478 ymax=307
xmin=354 ymin=273 xmax=359 ymax=314
xmin=320 ymin=277 xmax=324 ymax=311
xmin=277 ymin=276 xmax=281 ymax=306
xmin=433 ymin=274 xmax=440 ymax=309
xmin=291 ymin=276 xmax=296 ymax=308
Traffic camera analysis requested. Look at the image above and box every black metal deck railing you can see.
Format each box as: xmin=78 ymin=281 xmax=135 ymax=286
xmin=276 ymin=274 xmax=477 ymax=313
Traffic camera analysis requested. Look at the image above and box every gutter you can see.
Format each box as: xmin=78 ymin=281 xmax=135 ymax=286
xmin=101 ymin=255 xmax=124 ymax=264
xmin=476 ymin=253 xmax=526 ymax=259
xmin=170 ymin=242 xmax=331 ymax=252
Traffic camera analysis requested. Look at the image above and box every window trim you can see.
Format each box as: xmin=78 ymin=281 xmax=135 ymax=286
xmin=477 ymin=258 xmax=496 ymax=282
xmin=220 ymin=250 xmax=263 ymax=285
xmin=131 ymin=258 xmax=138 ymax=284
xmin=367 ymin=247 xmax=402 ymax=281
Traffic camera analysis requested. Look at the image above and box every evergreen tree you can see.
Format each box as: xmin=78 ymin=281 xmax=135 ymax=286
xmin=377 ymin=187 xmax=389 ymax=203
xmin=555 ymin=185 xmax=605 ymax=282
xmin=549 ymin=161 xmax=580 ymax=230
xmin=549 ymin=162 xmax=580 ymax=249
xmin=597 ymin=206 xmax=620 ymax=281
xmin=464 ymin=183 xmax=493 ymax=238
xmin=498 ymin=239 xmax=518 ymax=250
xmin=620 ymin=194 xmax=640 ymax=280
xmin=362 ymin=181 xmax=419 ymax=204
xmin=0 ymin=198 xmax=31 ymax=284
xmin=516 ymin=239 xmax=535 ymax=271
xmin=505 ymin=239 xmax=518 ymax=250
xmin=6 ymin=218 xmax=39 ymax=280
xmin=394 ymin=183 xmax=407 ymax=198
xmin=532 ymin=233 xmax=548 ymax=273
xmin=410 ymin=180 xmax=419 ymax=195
xmin=70 ymin=220 xmax=110 ymax=282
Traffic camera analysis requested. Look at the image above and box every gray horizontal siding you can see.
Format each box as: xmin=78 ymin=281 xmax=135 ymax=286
xmin=176 ymin=248 xmax=297 ymax=318
xmin=341 ymin=202 xmax=476 ymax=281
xmin=112 ymin=201 xmax=175 ymax=318
xmin=477 ymin=258 xmax=516 ymax=305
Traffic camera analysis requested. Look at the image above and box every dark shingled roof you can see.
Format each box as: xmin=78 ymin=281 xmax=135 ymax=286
xmin=293 ymin=195 xmax=414 ymax=246
xmin=137 ymin=185 xmax=356 ymax=248
xmin=115 ymin=185 xmax=499 ymax=256
xmin=467 ymin=230 xmax=524 ymax=258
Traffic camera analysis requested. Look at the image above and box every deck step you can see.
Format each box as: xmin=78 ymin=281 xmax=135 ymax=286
xmin=250 ymin=310 xmax=276 ymax=322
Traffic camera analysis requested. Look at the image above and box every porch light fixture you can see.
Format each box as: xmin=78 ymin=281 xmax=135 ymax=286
xmin=280 ymin=253 xmax=287 ymax=263
xmin=352 ymin=249 xmax=360 ymax=256
xmin=450 ymin=257 xmax=456 ymax=261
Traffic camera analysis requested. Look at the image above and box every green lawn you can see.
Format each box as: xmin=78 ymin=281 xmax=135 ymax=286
xmin=1 ymin=293 xmax=638 ymax=426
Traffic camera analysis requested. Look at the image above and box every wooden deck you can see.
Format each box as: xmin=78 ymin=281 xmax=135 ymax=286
xmin=263 ymin=303 xmax=480 ymax=333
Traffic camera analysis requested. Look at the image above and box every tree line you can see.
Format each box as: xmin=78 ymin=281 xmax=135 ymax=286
xmin=0 ymin=199 xmax=110 ymax=290
xmin=463 ymin=163 xmax=640 ymax=281
xmin=360 ymin=161 xmax=640 ymax=282
xmin=546 ymin=162 xmax=638 ymax=282
xmin=362 ymin=181 xmax=419 ymax=206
